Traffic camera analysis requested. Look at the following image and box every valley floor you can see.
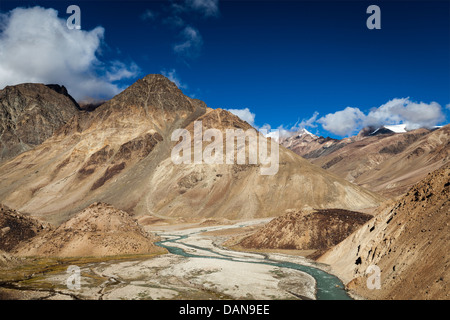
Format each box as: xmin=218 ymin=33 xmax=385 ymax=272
xmin=0 ymin=219 xmax=343 ymax=300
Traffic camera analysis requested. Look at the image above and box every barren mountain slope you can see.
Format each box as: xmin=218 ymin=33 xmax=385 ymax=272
xmin=15 ymin=202 xmax=164 ymax=258
xmin=318 ymin=164 xmax=450 ymax=300
xmin=281 ymin=133 xmax=349 ymax=159
xmin=350 ymin=125 xmax=450 ymax=196
xmin=292 ymin=126 xmax=449 ymax=197
xmin=0 ymin=75 xmax=382 ymax=224
xmin=0 ymin=83 xmax=80 ymax=162
xmin=141 ymin=107 xmax=383 ymax=220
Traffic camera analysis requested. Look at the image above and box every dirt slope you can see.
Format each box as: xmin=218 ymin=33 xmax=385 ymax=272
xmin=234 ymin=209 xmax=372 ymax=254
xmin=15 ymin=202 xmax=163 ymax=258
xmin=318 ymin=164 xmax=450 ymax=300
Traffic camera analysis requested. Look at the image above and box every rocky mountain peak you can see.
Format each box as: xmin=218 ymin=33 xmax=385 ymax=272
xmin=142 ymin=74 xmax=182 ymax=93
xmin=296 ymin=128 xmax=317 ymax=138
xmin=45 ymin=84 xmax=80 ymax=109
xmin=96 ymin=74 xmax=205 ymax=119
xmin=0 ymin=83 xmax=80 ymax=162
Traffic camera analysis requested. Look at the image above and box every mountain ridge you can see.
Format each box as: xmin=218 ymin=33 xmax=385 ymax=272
xmin=282 ymin=124 xmax=450 ymax=197
xmin=0 ymin=75 xmax=382 ymax=225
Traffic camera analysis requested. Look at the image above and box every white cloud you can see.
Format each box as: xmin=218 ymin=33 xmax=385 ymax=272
xmin=317 ymin=107 xmax=366 ymax=137
xmin=446 ymin=103 xmax=450 ymax=110
xmin=292 ymin=112 xmax=319 ymax=131
xmin=173 ymin=26 xmax=203 ymax=59
xmin=363 ymin=98 xmax=445 ymax=130
xmin=259 ymin=112 xmax=319 ymax=139
xmin=187 ymin=0 xmax=220 ymax=17
xmin=0 ymin=6 xmax=139 ymax=101
xmin=106 ymin=61 xmax=140 ymax=82
xmin=226 ymin=98 xmax=446 ymax=139
xmin=225 ymin=108 xmax=321 ymax=140
xmin=226 ymin=108 xmax=256 ymax=127
xmin=161 ymin=69 xmax=187 ymax=89
xmin=317 ymin=98 xmax=445 ymax=136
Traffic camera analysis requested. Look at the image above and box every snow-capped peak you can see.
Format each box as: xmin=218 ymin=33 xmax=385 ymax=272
xmin=369 ymin=124 xmax=407 ymax=135
xmin=297 ymin=128 xmax=318 ymax=138
xmin=383 ymin=124 xmax=407 ymax=133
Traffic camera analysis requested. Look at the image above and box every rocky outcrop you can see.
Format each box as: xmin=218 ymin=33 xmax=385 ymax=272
xmin=0 ymin=83 xmax=80 ymax=162
xmin=236 ymin=209 xmax=372 ymax=254
xmin=318 ymin=164 xmax=450 ymax=300
xmin=0 ymin=204 xmax=51 ymax=252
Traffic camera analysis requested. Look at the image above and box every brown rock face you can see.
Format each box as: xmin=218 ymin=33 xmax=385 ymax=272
xmin=318 ymin=163 xmax=450 ymax=300
xmin=0 ymin=203 xmax=51 ymax=252
xmin=237 ymin=209 xmax=372 ymax=253
xmin=15 ymin=202 xmax=163 ymax=258
xmin=0 ymin=83 xmax=80 ymax=162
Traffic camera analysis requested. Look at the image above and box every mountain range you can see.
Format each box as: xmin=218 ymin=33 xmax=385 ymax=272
xmin=281 ymin=124 xmax=449 ymax=197
xmin=0 ymin=75 xmax=381 ymax=225
xmin=0 ymin=74 xmax=448 ymax=300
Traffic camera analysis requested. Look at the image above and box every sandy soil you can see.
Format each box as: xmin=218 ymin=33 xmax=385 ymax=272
xmin=0 ymin=220 xmax=319 ymax=300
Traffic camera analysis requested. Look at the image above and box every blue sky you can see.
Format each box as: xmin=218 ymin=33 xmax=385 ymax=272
xmin=0 ymin=0 xmax=449 ymax=138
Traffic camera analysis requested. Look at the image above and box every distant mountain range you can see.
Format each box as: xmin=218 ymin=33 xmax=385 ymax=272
xmin=281 ymin=123 xmax=449 ymax=197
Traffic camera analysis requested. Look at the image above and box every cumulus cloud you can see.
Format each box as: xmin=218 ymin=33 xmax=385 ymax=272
xmin=364 ymin=98 xmax=445 ymax=130
xmin=317 ymin=107 xmax=366 ymax=137
xmin=0 ymin=6 xmax=139 ymax=101
xmin=226 ymin=98 xmax=446 ymax=139
xmin=317 ymin=98 xmax=445 ymax=136
xmin=226 ymin=108 xmax=256 ymax=127
xmin=173 ymin=26 xmax=203 ymax=59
